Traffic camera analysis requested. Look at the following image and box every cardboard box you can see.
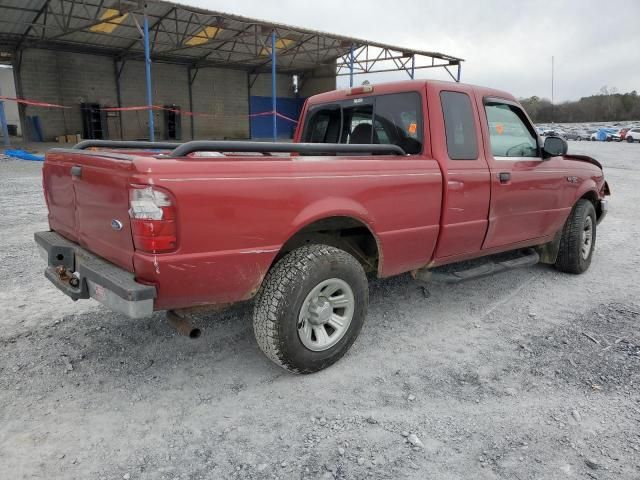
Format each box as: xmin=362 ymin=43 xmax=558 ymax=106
xmin=56 ymin=136 xmax=66 ymax=144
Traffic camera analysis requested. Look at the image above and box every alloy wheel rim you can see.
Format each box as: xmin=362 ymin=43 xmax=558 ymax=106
xmin=297 ymin=278 xmax=355 ymax=352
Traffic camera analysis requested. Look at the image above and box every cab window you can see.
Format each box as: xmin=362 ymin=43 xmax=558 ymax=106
xmin=484 ymin=102 xmax=538 ymax=158
xmin=303 ymin=105 xmax=341 ymax=143
xmin=341 ymin=104 xmax=374 ymax=144
xmin=372 ymin=93 xmax=422 ymax=154
xmin=301 ymin=92 xmax=423 ymax=155
xmin=440 ymin=91 xmax=478 ymax=160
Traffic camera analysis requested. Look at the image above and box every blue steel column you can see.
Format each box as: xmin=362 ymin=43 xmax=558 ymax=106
xmin=0 ymin=96 xmax=9 ymax=146
xmin=143 ymin=14 xmax=155 ymax=141
xmin=271 ymin=30 xmax=277 ymax=141
xmin=456 ymin=63 xmax=461 ymax=82
xmin=349 ymin=44 xmax=354 ymax=87
xmin=409 ymin=55 xmax=415 ymax=79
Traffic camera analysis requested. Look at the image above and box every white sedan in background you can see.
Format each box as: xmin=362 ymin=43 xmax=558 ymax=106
xmin=625 ymin=127 xmax=640 ymax=143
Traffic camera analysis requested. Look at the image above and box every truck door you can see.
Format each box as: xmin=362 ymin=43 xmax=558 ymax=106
xmin=478 ymin=98 xmax=566 ymax=249
xmin=428 ymin=85 xmax=491 ymax=259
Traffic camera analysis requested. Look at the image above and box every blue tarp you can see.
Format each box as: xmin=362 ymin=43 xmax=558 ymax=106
xmin=3 ymin=149 xmax=45 ymax=161
xmin=249 ymin=96 xmax=305 ymax=139
xmin=594 ymin=128 xmax=617 ymax=141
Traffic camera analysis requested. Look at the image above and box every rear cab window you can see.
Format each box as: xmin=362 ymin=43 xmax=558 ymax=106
xmin=440 ymin=91 xmax=478 ymax=160
xmin=302 ymin=92 xmax=423 ymax=155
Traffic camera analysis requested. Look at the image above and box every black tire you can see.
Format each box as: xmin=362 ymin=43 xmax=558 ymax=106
xmin=627 ymin=136 xmax=635 ymax=143
xmin=555 ymin=199 xmax=597 ymax=274
xmin=253 ymin=244 xmax=368 ymax=373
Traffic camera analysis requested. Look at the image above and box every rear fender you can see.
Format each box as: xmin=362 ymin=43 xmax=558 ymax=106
xmin=286 ymin=198 xmax=382 ymax=271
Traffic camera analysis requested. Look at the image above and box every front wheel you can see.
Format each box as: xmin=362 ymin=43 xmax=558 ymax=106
xmin=555 ymin=199 xmax=597 ymax=274
xmin=253 ymin=244 xmax=368 ymax=373
xmin=627 ymin=136 xmax=635 ymax=143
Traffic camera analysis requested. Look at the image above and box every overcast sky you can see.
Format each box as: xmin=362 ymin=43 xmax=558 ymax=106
xmin=179 ymin=0 xmax=639 ymax=101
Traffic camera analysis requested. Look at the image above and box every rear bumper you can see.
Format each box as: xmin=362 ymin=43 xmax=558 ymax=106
xmin=34 ymin=231 xmax=156 ymax=318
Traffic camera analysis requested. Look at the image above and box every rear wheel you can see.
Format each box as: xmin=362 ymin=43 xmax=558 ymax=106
xmin=253 ymin=244 xmax=368 ymax=373
xmin=627 ymin=135 xmax=635 ymax=143
xmin=555 ymin=199 xmax=597 ymax=274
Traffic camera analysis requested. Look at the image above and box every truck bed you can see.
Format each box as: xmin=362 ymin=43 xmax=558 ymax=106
xmin=41 ymin=140 xmax=443 ymax=310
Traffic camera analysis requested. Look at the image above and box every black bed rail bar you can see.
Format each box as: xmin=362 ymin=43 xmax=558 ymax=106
xmin=167 ymin=141 xmax=406 ymax=157
xmin=73 ymin=140 xmax=182 ymax=150
xmin=71 ymin=139 xmax=407 ymax=157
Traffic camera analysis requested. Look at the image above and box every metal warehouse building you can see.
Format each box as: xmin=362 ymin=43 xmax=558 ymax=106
xmin=0 ymin=0 xmax=462 ymax=143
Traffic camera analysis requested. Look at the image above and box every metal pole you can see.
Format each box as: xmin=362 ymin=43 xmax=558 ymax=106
xmin=114 ymin=60 xmax=124 ymax=140
xmin=143 ymin=14 xmax=155 ymax=142
xmin=12 ymin=52 xmax=28 ymax=143
xmin=456 ymin=63 xmax=461 ymax=82
xmin=551 ymin=56 xmax=554 ymax=122
xmin=409 ymin=55 xmax=415 ymax=80
xmin=187 ymin=67 xmax=195 ymax=140
xmin=349 ymin=44 xmax=355 ymax=87
xmin=0 ymin=85 xmax=9 ymax=146
xmin=271 ymin=30 xmax=277 ymax=141
xmin=0 ymin=98 xmax=9 ymax=146
xmin=247 ymin=73 xmax=253 ymax=139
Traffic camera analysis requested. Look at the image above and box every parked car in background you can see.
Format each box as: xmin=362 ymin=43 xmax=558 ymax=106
xmin=591 ymin=128 xmax=618 ymax=141
xmin=611 ymin=128 xmax=629 ymax=142
xmin=626 ymin=127 xmax=640 ymax=143
xmin=542 ymin=129 xmax=566 ymax=138
xmin=565 ymin=129 xmax=590 ymax=141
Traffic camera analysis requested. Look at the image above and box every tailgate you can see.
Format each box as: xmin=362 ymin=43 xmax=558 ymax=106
xmin=43 ymin=149 xmax=137 ymax=271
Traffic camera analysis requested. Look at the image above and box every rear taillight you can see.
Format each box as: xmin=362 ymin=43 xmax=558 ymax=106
xmin=128 ymin=185 xmax=177 ymax=253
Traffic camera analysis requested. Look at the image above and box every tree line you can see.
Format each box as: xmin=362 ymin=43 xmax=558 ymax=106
xmin=520 ymin=87 xmax=640 ymax=123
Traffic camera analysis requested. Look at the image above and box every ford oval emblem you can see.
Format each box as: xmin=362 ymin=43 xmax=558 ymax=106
xmin=111 ymin=219 xmax=123 ymax=231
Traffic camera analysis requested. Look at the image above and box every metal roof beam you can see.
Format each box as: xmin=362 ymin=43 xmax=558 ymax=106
xmin=15 ymin=0 xmax=51 ymax=50
xmin=118 ymin=6 xmax=175 ymax=57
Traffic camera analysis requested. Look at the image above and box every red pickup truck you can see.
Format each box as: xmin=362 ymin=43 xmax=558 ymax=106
xmin=36 ymin=80 xmax=609 ymax=373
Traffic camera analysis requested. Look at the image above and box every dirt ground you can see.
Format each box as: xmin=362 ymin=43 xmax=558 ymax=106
xmin=1 ymin=142 xmax=639 ymax=480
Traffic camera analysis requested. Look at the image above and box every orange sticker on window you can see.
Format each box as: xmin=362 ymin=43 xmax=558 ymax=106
xmin=408 ymin=122 xmax=417 ymax=134
xmin=496 ymin=124 xmax=504 ymax=135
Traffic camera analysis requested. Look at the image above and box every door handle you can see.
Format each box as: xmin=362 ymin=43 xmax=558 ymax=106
xmin=70 ymin=165 xmax=82 ymax=177
xmin=498 ymin=172 xmax=511 ymax=184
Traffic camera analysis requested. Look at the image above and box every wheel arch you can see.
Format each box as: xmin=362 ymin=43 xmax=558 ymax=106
xmin=273 ymin=214 xmax=382 ymax=276
xmin=539 ymin=189 xmax=599 ymax=264
xmin=577 ymin=188 xmax=603 ymax=220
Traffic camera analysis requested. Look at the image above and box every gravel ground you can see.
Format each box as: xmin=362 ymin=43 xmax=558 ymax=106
xmin=1 ymin=142 xmax=639 ymax=479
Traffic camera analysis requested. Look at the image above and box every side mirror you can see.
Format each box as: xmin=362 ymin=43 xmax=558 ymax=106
xmin=542 ymin=136 xmax=568 ymax=158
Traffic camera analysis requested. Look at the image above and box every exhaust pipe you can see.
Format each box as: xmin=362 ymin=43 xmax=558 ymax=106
xmin=166 ymin=310 xmax=201 ymax=339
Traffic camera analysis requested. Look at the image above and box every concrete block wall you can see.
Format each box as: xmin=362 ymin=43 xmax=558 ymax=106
xmin=119 ymin=60 xmax=191 ymax=140
xmin=250 ymin=69 xmax=336 ymax=100
xmin=251 ymin=72 xmax=298 ymax=98
xmin=18 ymin=49 xmax=118 ymax=140
xmin=190 ymin=67 xmax=249 ymax=140
xmin=299 ymin=64 xmax=337 ymax=98
xmin=16 ymin=48 xmax=337 ymax=141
